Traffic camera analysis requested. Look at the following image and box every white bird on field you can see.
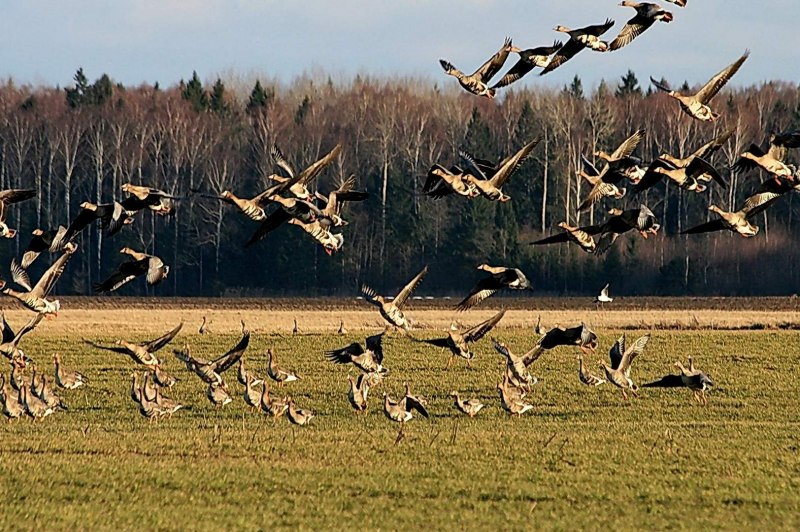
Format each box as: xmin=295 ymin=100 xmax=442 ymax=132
xmin=594 ymin=283 xmax=613 ymax=306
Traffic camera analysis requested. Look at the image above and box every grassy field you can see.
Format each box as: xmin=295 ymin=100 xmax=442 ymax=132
xmin=1 ymin=304 xmax=800 ymax=530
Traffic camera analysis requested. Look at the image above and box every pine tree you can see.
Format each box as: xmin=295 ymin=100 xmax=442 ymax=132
xmin=295 ymin=95 xmax=311 ymax=125
xmin=209 ymin=78 xmax=228 ymax=115
xmin=65 ymin=68 xmax=90 ymax=108
xmin=564 ymin=75 xmax=584 ymax=99
xmin=91 ymin=74 xmax=114 ymax=105
xmin=463 ymin=107 xmax=495 ymax=155
xmin=247 ymin=80 xmax=274 ymax=113
xmin=181 ymin=71 xmax=208 ymax=112
xmin=615 ymin=70 xmax=642 ymax=98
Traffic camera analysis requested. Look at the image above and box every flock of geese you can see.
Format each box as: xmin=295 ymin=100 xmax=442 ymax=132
xmin=2 ymin=0 xmax=790 ymax=432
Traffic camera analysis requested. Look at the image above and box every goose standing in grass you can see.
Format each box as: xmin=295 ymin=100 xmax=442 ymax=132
xmin=633 ymin=158 xmax=725 ymax=195
xmin=237 ymin=358 xmax=263 ymax=387
xmin=53 ymin=354 xmax=87 ymax=390
xmin=10 ymin=357 xmax=28 ymax=392
xmin=594 ymin=284 xmax=613 ymax=306
xmin=243 ymin=375 xmax=261 ymax=411
xmin=154 ymin=387 xmax=183 ymax=417
xmin=20 ymin=227 xmax=67 ymax=268
xmin=458 ymin=137 xmax=541 ymax=202
xmin=439 ymin=37 xmax=519 ymax=98
xmin=0 ymin=374 xmax=24 ymax=421
xmin=650 ymin=51 xmax=749 ymax=121
xmin=337 ymin=321 xmax=347 ymax=335
xmin=260 ymin=382 xmax=289 ymax=418
xmin=490 ymin=40 xmax=562 ymax=90
xmin=94 ymin=247 xmax=169 ymax=293
xmin=198 ymin=316 xmax=211 ymax=334
xmin=266 ymin=348 xmax=300 ymax=385
xmin=286 ymin=397 xmax=315 ymax=426
xmin=531 ymin=222 xmax=597 ymax=253
xmin=455 ymin=266 xmax=531 ymax=312
xmin=599 ymin=334 xmax=651 ymax=400
xmin=85 ymin=322 xmax=183 ymax=368
xmin=36 ymin=374 xmax=66 ymax=411
xmin=361 ymin=265 xmax=427 ymax=331
xmin=609 ymin=2 xmax=673 ymax=51
xmin=541 ymin=19 xmax=615 ymax=75
xmin=733 ymin=130 xmax=800 ymax=178
xmin=206 ymin=381 xmax=233 ymax=408
xmin=347 ymin=374 xmax=371 ymax=414
xmin=137 ymin=386 xmax=166 ymax=421
xmin=326 ymin=332 xmax=386 ymax=373
xmin=292 ymin=319 xmax=300 ymax=335
xmin=54 ymin=201 xmax=133 ymax=249
xmin=578 ymin=130 xmax=645 ymax=211
xmin=0 ymin=189 xmax=37 ymax=238
xmin=578 ymin=354 xmax=606 ymax=386
xmin=153 ymin=364 xmax=177 ymax=388
xmin=419 ymin=309 xmax=506 ymax=368
xmin=20 ymin=383 xmax=53 ymax=420
xmin=2 ymin=243 xmax=77 ymax=316
xmin=451 ymin=392 xmax=485 ymax=417
xmin=421 ymin=165 xmax=479 ymax=199
xmin=0 ymin=313 xmax=42 ymax=361
xmin=643 ymin=357 xmax=714 ymax=405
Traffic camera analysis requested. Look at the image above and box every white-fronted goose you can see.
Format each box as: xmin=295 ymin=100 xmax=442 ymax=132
xmin=198 ymin=316 xmax=211 ymax=334
xmin=54 ymin=201 xmax=133 ymax=250
xmin=362 ymin=265 xmax=427 ymax=331
xmin=451 ymin=392 xmax=485 ymax=417
xmin=490 ymin=40 xmax=562 ymax=89
xmin=53 ymin=353 xmax=87 ymax=390
xmin=153 ymin=364 xmax=177 ymax=388
xmin=21 ymin=226 xmax=67 ymax=269
xmin=141 ymin=371 xmax=158 ymax=403
xmin=682 ymin=195 xmax=780 ymax=238
xmin=419 ymin=309 xmax=506 ymax=368
xmin=733 ymin=130 xmax=800 ymax=177
xmin=421 ymin=165 xmax=479 ymax=199
xmin=439 ymin=37 xmax=519 ymax=98
xmin=10 ymin=357 xmax=28 ymax=392
xmin=455 ymin=266 xmax=531 ymax=312
xmin=634 ymin=158 xmax=725 ymax=195
xmin=0 ymin=374 xmax=24 ymax=420
xmin=260 ymin=382 xmax=289 ymax=418
xmin=0 ymin=313 xmax=42 ymax=361
xmin=85 ymin=322 xmax=183 ymax=368
xmin=643 ymin=356 xmax=714 ymax=405
xmin=650 ymin=51 xmax=749 ymax=121
xmin=314 ymin=175 xmax=369 ymax=229
xmin=206 ymin=380 xmax=233 ymax=407
xmin=173 ymin=324 xmax=249 ymax=383
xmin=154 ymin=386 xmax=183 ymax=417
xmin=20 ymin=383 xmax=53 ymax=420
xmin=326 ymin=332 xmax=385 ymax=373
xmin=337 ymin=320 xmax=347 ymax=335
xmin=531 ymin=323 xmax=599 ymax=360
xmin=459 ymin=137 xmax=541 ymax=202
xmin=599 ymin=333 xmax=650 ymax=400
xmin=1 ymin=244 xmax=77 ymax=316
xmin=243 ymin=375 xmax=261 ymax=411
xmin=266 ymin=348 xmax=300 ymax=385
xmin=594 ymin=284 xmax=613 ymax=305
xmin=246 ymin=214 xmax=345 ymax=254
xmin=497 ymin=376 xmax=534 ymax=416
xmin=137 ymin=385 xmax=166 ymax=421
xmin=383 ymin=387 xmax=429 ymax=432
xmin=0 ymin=189 xmax=37 ymax=238
xmin=492 ymin=339 xmax=539 ymax=391
xmin=531 ymin=222 xmax=597 ymax=253
xmin=237 ymin=357 xmax=263 ymax=387
xmin=37 ymin=374 xmax=66 ymax=411
xmin=578 ymin=130 xmax=645 ymax=211
xmin=286 ymin=397 xmax=315 ymax=426
xmin=660 ymin=127 xmax=734 ymax=172
xmin=94 ymin=247 xmax=169 ymax=293
xmin=578 ymin=354 xmax=606 ymax=386
xmin=268 ymin=143 xmax=343 ymax=201
xmin=541 ymin=19 xmax=615 ymax=75
xmin=609 ymin=2 xmax=673 ymax=51
xmin=120 ymin=183 xmax=178 ymax=215
xmin=347 ymin=374 xmax=370 ymax=414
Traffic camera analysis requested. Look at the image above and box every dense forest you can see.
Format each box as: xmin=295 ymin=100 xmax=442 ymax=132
xmin=0 ymin=68 xmax=799 ymax=297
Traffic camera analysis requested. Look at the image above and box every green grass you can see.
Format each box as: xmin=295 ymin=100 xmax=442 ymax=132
xmin=2 ymin=328 xmax=800 ymax=530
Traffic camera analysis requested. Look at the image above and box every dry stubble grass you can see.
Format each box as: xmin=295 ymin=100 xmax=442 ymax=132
xmin=0 ymin=305 xmax=799 ymax=530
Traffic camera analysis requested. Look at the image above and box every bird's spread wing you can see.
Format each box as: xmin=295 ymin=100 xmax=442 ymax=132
xmin=244 ymin=208 xmax=292 ymax=248
xmin=681 ymin=220 xmax=727 ymax=235
xmin=455 ymin=276 xmax=498 ymax=312
xmin=0 ymin=188 xmax=36 ymax=206
xmin=10 ymin=259 xmax=32 ymax=292
xmin=642 ymin=374 xmax=685 ymax=387
xmin=93 ymin=259 xmax=148 ymax=293
xmin=146 ymin=257 xmax=168 ymax=285
xmin=609 ymin=15 xmax=655 ymax=51
xmin=270 ymin=144 xmax=296 ymax=178
xmin=522 ymin=345 xmax=545 ymax=367
xmin=464 ymin=309 xmax=507 ymax=343
xmin=490 ymin=58 xmax=534 ymax=89
xmin=475 ymin=37 xmax=513 ymax=82
xmin=211 ymin=328 xmax=250 ymax=373
xmin=143 ymin=322 xmax=183 ymax=353
xmin=610 ymin=130 xmax=645 ymax=161
xmin=297 ymin=144 xmax=343 ymax=185
xmin=490 ymin=137 xmax=540 ymax=188
xmin=620 ymin=333 xmax=650 ymax=372
xmin=324 ymin=343 xmax=365 ymax=364
xmin=696 ymin=50 xmax=749 ymax=104
xmin=365 ymin=332 xmax=384 ymax=363
xmin=692 ymin=128 xmax=735 ymax=160
xmin=540 ymin=39 xmax=584 ymax=75
xmin=584 ymin=18 xmax=615 ymax=36
xmin=393 ymin=265 xmax=428 ymax=308
xmin=609 ymin=335 xmax=625 ymax=370
xmin=649 ymin=76 xmax=673 ymax=93
xmin=31 ymin=248 xmax=74 ymax=298
xmin=686 ymin=157 xmax=726 ymax=188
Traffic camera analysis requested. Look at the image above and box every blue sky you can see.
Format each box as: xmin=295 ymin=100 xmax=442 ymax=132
xmin=1 ymin=0 xmax=796 ymax=90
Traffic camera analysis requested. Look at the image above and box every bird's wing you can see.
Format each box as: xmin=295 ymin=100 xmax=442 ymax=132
xmin=211 ymin=328 xmax=250 ymax=373
xmin=686 ymin=157 xmax=726 ymax=188
xmin=632 ymin=159 xmax=671 ymax=194
xmin=609 ymin=335 xmax=626 ymax=370
xmin=540 ymin=39 xmax=584 ymax=75
xmin=695 ymin=50 xmax=749 ymax=104
xmin=419 ymin=337 xmax=451 ymax=348
xmin=594 ymin=232 xmax=619 ymax=255
xmin=691 ymin=127 xmax=735 ymax=160
xmin=93 ymin=259 xmax=148 ymax=293
xmin=681 ymin=220 xmax=728 ymax=235
xmin=458 ymin=150 xmax=489 ymax=181
xmin=393 ymin=265 xmax=428 ymax=308
xmin=490 ymin=137 xmax=540 ymax=188
xmin=649 ymin=76 xmax=673 ymax=93
xmin=772 ymin=129 xmax=800 ymax=149
xmin=146 ymin=257 xmax=168 ymax=286
xmin=609 ymin=15 xmax=655 ymax=51
xmin=0 ymin=312 xmax=13 ymax=344
xmin=83 ymin=339 xmax=130 ymax=355
xmin=578 ymin=182 xmax=616 ymax=212
xmin=474 ymin=37 xmax=513 ymax=82
xmin=522 ymin=345 xmax=545 ymax=367
xmin=732 ymin=144 xmax=767 ymax=174
xmin=439 ymin=59 xmax=466 ymax=79
xmin=742 ymin=193 xmax=782 ymax=219
xmin=324 ymin=343 xmax=365 ymax=364
xmin=610 ymin=130 xmax=645 ymax=161
xmin=365 ymin=332 xmax=385 ymax=364
xmin=600 ymin=284 xmax=609 ymax=298
xmin=580 ymin=154 xmax=601 ymax=178
xmin=490 ymin=58 xmax=535 ymax=90
xmin=403 ymin=395 xmax=430 ymax=418
xmin=10 ymin=259 xmax=32 ymax=292
xmin=59 ymin=207 xmax=98 ymax=245
xmin=464 ymin=309 xmax=507 ymax=343
xmin=14 ymin=313 xmax=43 ymax=342
xmin=740 ymin=180 xmax=789 ymax=214
xmin=270 ymin=144 xmax=296 ymax=178
xmin=642 ymin=374 xmax=685 ymax=388
xmin=583 ymin=18 xmax=615 ymax=36
xmin=0 ymin=188 xmax=36 ymax=205
xmin=31 ymin=248 xmax=74 ymax=298
xmin=529 ymin=231 xmax=572 ymax=246
xmin=455 ymin=277 xmax=499 ymax=312
xmin=142 ymin=322 xmax=184 ymax=353
xmin=243 ymin=208 xmax=292 ymax=248
xmin=619 ymin=333 xmax=650 ymax=373
xmin=297 ymin=144 xmax=343 ymax=186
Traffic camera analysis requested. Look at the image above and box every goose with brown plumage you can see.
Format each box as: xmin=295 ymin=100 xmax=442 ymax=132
xmin=361 ymin=266 xmax=427 ymax=331
xmin=455 ymin=266 xmax=531 ymax=312
xmin=541 ymin=19 xmax=615 ymax=75
xmin=94 ymin=247 xmax=169 ymax=293
xmin=53 ymin=353 xmax=87 ymax=390
xmin=440 ymin=37 xmax=519 ymax=98
xmin=2 ymin=243 xmax=77 ymax=316
xmin=458 ymin=137 xmax=541 ymax=202
xmin=326 ymin=332 xmax=386 ymax=374
xmin=419 ymin=309 xmax=506 ymax=368
xmin=0 ymin=189 xmax=37 ymax=239
xmin=20 ymin=226 xmax=68 ymax=269
xmin=490 ymin=40 xmax=562 ymax=90
xmin=609 ymin=2 xmax=673 ymax=51
xmin=85 ymin=322 xmax=183 ymax=368
xmin=599 ymin=334 xmax=650 ymax=400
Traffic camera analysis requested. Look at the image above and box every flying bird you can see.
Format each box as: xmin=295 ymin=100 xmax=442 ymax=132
xmin=94 ymin=248 xmax=169 ymax=293
xmin=418 ymin=309 xmax=506 ymax=368
xmin=490 ymin=40 xmax=562 ymax=90
xmin=361 ymin=266 xmax=428 ymax=331
xmin=594 ymin=284 xmax=613 ymax=305
xmin=455 ymin=266 xmax=531 ymax=312
xmin=609 ymin=2 xmax=673 ymax=51
xmin=541 ymin=19 xmax=615 ymax=75
xmin=439 ymin=37 xmax=519 ymax=98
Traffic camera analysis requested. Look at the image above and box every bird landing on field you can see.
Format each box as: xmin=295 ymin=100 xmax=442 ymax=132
xmin=594 ymin=283 xmax=613 ymax=309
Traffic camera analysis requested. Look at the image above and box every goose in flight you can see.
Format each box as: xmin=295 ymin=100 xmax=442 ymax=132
xmin=85 ymin=322 xmax=183 ymax=368
xmin=94 ymin=247 xmax=169 ymax=293
xmin=490 ymin=40 xmax=562 ymax=90
xmin=458 ymin=137 xmax=541 ymax=202
xmin=650 ymin=51 xmax=749 ymax=121
xmin=541 ymin=19 xmax=615 ymax=75
xmin=578 ymin=130 xmax=645 ymax=211
xmin=609 ymin=2 xmax=673 ymax=51
xmin=418 ymin=309 xmax=506 ymax=368
xmin=0 ymin=188 xmax=37 ymax=239
xmin=682 ymin=191 xmax=781 ymax=238
xmin=268 ymin=143 xmax=343 ymax=201
xmin=361 ymin=266 xmax=427 ymax=331
xmin=421 ymin=165 xmax=479 ymax=199
xmin=1 ymin=244 xmax=77 ymax=316
xmin=594 ymin=284 xmax=613 ymax=305
xmin=20 ymin=227 xmax=68 ymax=269
xmin=733 ymin=130 xmax=800 ymax=178
xmin=643 ymin=357 xmax=714 ymax=405
xmin=455 ymin=266 xmax=531 ymax=312
xmin=53 ymin=201 xmax=133 ymax=250
xmin=440 ymin=37 xmax=520 ymax=98
xmin=325 ymin=332 xmax=386 ymax=373
xmin=599 ymin=334 xmax=650 ymax=400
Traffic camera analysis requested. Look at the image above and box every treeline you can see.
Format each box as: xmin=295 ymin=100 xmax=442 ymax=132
xmin=1 ymin=68 xmax=799 ymax=297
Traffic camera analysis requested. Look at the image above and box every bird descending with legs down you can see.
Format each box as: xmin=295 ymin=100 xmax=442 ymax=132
xmin=361 ymin=266 xmax=427 ymax=332
xmin=418 ymin=309 xmax=506 ymax=368
xmin=599 ymin=334 xmax=651 ymax=400
xmin=643 ymin=356 xmax=714 ymax=405
xmin=85 ymin=322 xmax=183 ymax=368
